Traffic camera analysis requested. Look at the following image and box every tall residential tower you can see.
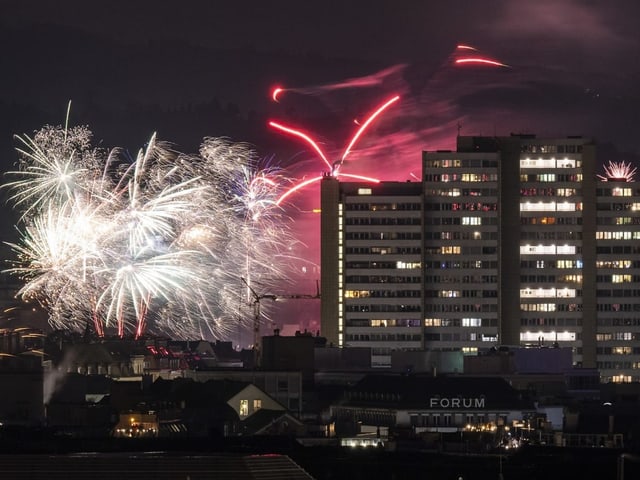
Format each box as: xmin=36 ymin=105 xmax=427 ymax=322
xmin=321 ymin=135 xmax=640 ymax=382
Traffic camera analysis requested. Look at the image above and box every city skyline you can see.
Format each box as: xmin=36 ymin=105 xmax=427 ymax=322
xmin=2 ymin=1 xmax=640 ymax=337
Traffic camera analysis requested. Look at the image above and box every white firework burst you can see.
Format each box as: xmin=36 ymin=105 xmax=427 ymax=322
xmin=598 ymin=160 xmax=637 ymax=182
xmin=2 ymin=124 xmax=298 ymax=340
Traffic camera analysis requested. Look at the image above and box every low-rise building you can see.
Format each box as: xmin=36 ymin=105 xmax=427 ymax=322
xmin=331 ymin=374 xmax=536 ymax=438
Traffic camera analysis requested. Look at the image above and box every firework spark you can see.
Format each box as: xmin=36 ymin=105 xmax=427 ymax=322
xmin=3 ymin=125 xmax=296 ymax=340
xmin=598 ymin=160 xmax=638 ymax=182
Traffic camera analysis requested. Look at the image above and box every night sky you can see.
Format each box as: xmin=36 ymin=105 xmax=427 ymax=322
xmin=2 ymin=0 xmax=640 ymax=339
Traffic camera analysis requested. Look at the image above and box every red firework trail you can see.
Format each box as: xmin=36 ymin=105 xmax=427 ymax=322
xmin=338 ymin=173 xmax=382 ymax=183
xmin=135 ymin=296 xmax=150 ymax=340
xmin=456 ymin=44 xmax=478 ymax=51
xmin=269 ymin=66 xmax=403 ymax=103
xmin=270 ymin=94 xmax=399 ymax=205
xmin=455 ymin=57 xmax=509 ymax=68
xmin=272 ymin=87 xmax=284 ymax=102
xmin=276 ymin=175 xmax=324 ymax=206
xmin=268 ymin=121 xmax=332 ymax=170
xmin=339 ymin=95 xmax=400 ymax=166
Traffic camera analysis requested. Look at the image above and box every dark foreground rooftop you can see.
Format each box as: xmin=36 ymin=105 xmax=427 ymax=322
xmin=0 ymin=452 xmax=315 ymax=480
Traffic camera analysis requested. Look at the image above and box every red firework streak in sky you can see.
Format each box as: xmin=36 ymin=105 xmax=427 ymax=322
xmin=269 ymin=44 xmax=508 ymax=206
xmin=269 ymin=94 xmax=400 ymax=205
xmin=265 ymin=44 xmax=509 ymax=334
xmin=454 ymin=44 xmax=510 ymax=67
xmin=455 ymin=58 xmax=509 ymax=68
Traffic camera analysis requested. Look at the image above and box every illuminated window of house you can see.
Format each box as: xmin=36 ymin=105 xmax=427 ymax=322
xmin=239 ymin=399 xmax=249 ymax=417
xmin=253 ymin=399 xmax=262 ymax=411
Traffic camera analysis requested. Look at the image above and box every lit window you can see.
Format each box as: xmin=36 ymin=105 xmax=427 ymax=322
xmin=439 ymin=290 xmax=460 ymax=298
xmin=520 ymin=303 xmax=557 ymax=312
xmin=371 ymin=319 xmax=395 ymax=327
xmin=612 ymin=275 xmax=632 ymax=283
xmin=240 ymin=399 xmax=249 ymax=417
xmin=612 ymin=188 xmax=632 ymax=197
xmin=462 ymin=318 xmax=481 ymax=327
xmin=253 ymin=399 xmax=262 ymax=411
xmin=596 ymin=333 xmax=613 ymax=341
xmin=344 ymin=290 xmax=371 ymax=299
xmin=612 ymin=347 xmax=632 ymax=355
xmin=397 ymin=261 xmax=421 ymax=269
xmin=596 ymin=260 xmax=632 ymax=269
xmin=615 ymin=332 xmax=633 ymax=341
xmin=424 ymin=318 xmax=442 ymax=327
xmin=462 ymin=217 xmax=481 ymax=225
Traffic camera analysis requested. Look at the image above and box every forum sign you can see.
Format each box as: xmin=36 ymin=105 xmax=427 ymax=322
xmin=429 ymin=397 xmax=486 ymax=409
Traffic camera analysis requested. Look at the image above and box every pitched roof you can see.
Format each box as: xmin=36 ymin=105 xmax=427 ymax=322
xmin=0 ymin=453 xmax=315 ymax=479
xmin=241 ymin=409 xmax=303 ymax=435
xmin=148 ymin=377 xmax=251 ymax=405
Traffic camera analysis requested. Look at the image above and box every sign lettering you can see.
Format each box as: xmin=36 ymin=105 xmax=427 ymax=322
xmin=429 ymin=397 xmax=485 ymax=408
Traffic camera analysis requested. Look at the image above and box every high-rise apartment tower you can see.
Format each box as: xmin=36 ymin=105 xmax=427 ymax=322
xmin=321 ymin=135 xmax=640 ymax=382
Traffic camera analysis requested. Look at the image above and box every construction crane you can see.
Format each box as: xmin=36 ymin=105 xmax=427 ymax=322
xmin=241 ymin=277 xmax=320 ymax=367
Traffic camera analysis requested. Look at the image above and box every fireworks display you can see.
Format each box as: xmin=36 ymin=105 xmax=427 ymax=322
xmin=598 ymin=160 xmax=637 ymax=182
xmin=266 ymin=43 xmax=510 ymax=202
xmin=2 ymin=123 xmax=296 ymax=340
xmin=1 ymin=43 xmax=511 ymax=340
xmin=268 ymin=94 xmax=400 ymax=202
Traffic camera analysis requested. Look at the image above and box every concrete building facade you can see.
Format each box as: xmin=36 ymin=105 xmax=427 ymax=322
xmin=321 ymin=177 xmax=423 ymax=367
xmin=321 ymin=134 xmax=640 ymax=381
